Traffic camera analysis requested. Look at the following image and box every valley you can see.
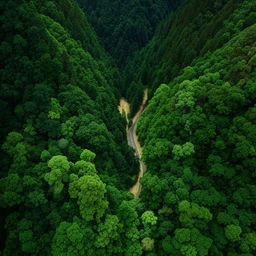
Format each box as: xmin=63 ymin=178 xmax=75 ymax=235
xmin=0 ymin=0 xmax=256 ymax=255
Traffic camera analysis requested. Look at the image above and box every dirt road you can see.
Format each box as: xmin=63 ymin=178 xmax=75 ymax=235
xmin=118 ymin=90 xmax=148 ymax=197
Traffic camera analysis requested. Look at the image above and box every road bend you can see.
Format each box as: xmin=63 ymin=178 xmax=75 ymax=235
xmin=128 ymin=96 xmax=147 ymax=197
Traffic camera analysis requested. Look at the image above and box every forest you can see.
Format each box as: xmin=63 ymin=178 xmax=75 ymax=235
xmin=0 ymin=0 xmax=256 ymax=255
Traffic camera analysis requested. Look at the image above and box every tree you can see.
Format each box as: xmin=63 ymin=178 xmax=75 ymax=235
xmin=19 ymin=230 xmax=37 ymax=254
xmin=69 ymin=174 xmax=108 ymax=221
xmin=95 ymin=214 xmax=120 ymax=249
xmin=172 ymin=142 xmax=195 ymax=160
xmin=2 ymin=132 xmax=23 ymax=155
xmin=74 ymin=160 xmax=97 ymax=176
xmin=181 ymin=245 xmax=197 ymax=256
xmin=225 ymin=224 xmax=242 ymax=242
xmin=141 ymin=211 xmax=158 ymax=226
xmin=58 ymin=138 xmax=69 ymax=149
xmin=173 ymin=228 xmax=212 ymax=256
xmin=48 ymin=98 xmax=63 ymax=119
xmin=117 ymin=201 xmax=142 ymax=256
xmin=178 ymin=200 xmax=212 ymax=228
xmin=51 ymin=221 xmax=89 ymax=256
xmin=80 ymin=149 xmax=96 ymax=162
xmin=142 ymin=237 xmax=154 ymax=251
xmin=0 ymin=173 xmax=24 ymax=207
xmin=44 ymin=155 xmax=70 ymax=195
xmin=240 ymin=233 xmax=256 ymax=253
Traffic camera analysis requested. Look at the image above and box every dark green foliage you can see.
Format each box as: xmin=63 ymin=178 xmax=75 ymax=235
xmin=77 ymin=0 xmax=183 ymax=115
xmin=0 ymin=0 xmax=139 ymax=254
xmin=137 ymin=20 xmax=256 ymax=255
xmin=77 ymin=0 xmax=182 ymax=67
xmin=1 ymin=0 xmax=256 ymax=255
xmin=0 ymin=0 xmax=137 ymax=186
xmin=130 ymin=0 xmax=255 ymax=97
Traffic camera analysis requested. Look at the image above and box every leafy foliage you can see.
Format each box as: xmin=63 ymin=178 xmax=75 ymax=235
xmin=137 ymin=16 xmax=256 ymax=255
xmin=77 ymin=0 xmax=182 ymax=66
xmin=1 ymin=0 xmax=256 ymax=255
xmin=0 ymin=0 xmax=138 ymax=254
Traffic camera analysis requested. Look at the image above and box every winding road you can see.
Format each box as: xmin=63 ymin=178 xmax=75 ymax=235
xmin=127 ymin=114 xmax=140 ymax=157
xmin=118 ymin=90 xmax=148 ymax=197
xmin=127 ymin=111 xmax=147 ymax=197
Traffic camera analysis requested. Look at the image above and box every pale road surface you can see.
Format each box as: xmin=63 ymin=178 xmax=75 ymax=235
xmin=118 ymin=90 xmax=148 ymax=197
xmin=127 ymin=110 xmax=147 ymax=197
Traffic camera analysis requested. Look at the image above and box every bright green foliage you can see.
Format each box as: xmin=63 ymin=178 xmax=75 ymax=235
xmin=48 ymin=98 xmax=63 ymax=119
xmin=74 ymin=160 xmax=97 ymax=176
xmin=80 ymin=149 xmax=96 ymax=162
xmin=69 ymin=174 xmax=108 ymax=221
xmin=180 ymin=245 xmax=197 ymax=256
xmin=241 ymin=233 xmax=256 ymax=253
xmin=141 ymin=211 xmax=158 ymax=226
xmin=225 ymin=224 xmax=242 ymax=241
xmin=48 ymin=155 xmax=70 ymax=171
xmin=172 ymin=142 xmax=195 ymax=160
xmin=173 ymin=228 xmax=212 ymax=256
xmin=117 ymin=201 xmax=142 ymax=256
xmin=95 ymin=214 xmax=120 ymax=248
xmin=52 ymin=221 xmax=86 ymax=256
xmin=136 ymin=3 xmax=256 ymax=253
xmin=0 ymin=1 xmax=139 ymax=254
xmin=44 ymin=168 xmax=64 ymax=193
xmin=178 ymin=201 xmax=212 ymax=228
xmin=44 ymin=155 xmax=70 ymax=194
xmin=142 ymin=237 xmax=154 ymax=251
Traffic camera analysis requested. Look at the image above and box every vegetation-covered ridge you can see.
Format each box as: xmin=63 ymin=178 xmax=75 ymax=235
xmin=127 ymin=0 xmax=256 ymax=98
xmin=76 ymin=0 xmax=183 ymax=116
xmin=137 ymin=20 xmax=256 ymax=256
xmin=0 ymin=0 xmax=141 ymax=255
xmin=77 ymin=0 xmax=182 ymax=66
xmin=1 ymin=0 xmax=256 ymax=255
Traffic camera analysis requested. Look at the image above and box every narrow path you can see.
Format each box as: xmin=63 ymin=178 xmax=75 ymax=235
xmin=118 ymin=90 xmax=148 ymax=197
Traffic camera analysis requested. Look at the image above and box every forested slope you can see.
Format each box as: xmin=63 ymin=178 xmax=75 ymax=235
xmin=0 ymin=1 xmax=140 ymax=255
xmin=137 ymin=1 xmax=256 ymax=255
xmin=76 ymin=0 xmax=184 ymax=116
xmin=77 ymin=0 xmax=182 ymax=66
xmin=130 ymin=0 xmax=256 ymax=97
xmin=1 ymin=0 xmax=256 ymax=255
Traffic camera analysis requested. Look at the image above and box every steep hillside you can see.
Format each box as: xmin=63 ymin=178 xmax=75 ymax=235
xmin=131 ymin=0 xmax=256 ymax=96
xmin=0 ymin=1 xmax=139 ymax=254
xmin=137 ymin=1 xmax=256 ymax=255
xmin=77 ymin=0 xmax=182 ymax=66
xmin=1 ymin=0 xmax=256 ymax=255
xmin=0 ymin=0 xmax=138 ymax=186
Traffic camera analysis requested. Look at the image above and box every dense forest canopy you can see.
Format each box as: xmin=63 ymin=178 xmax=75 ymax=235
xmin=1 ymin=0 xmax=256 ymax=255
xmin=127 ymin=0 xmax=256 ymax=97
xmin=76 ymin=0 xmax=183 ymax=115
xmin=137 ymin=21 xmax=256 ymax=255
xmin=0 ymin=1 xmax=139 ymax=254
xmin=77 ymin=0 xmax=182 ymax=66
